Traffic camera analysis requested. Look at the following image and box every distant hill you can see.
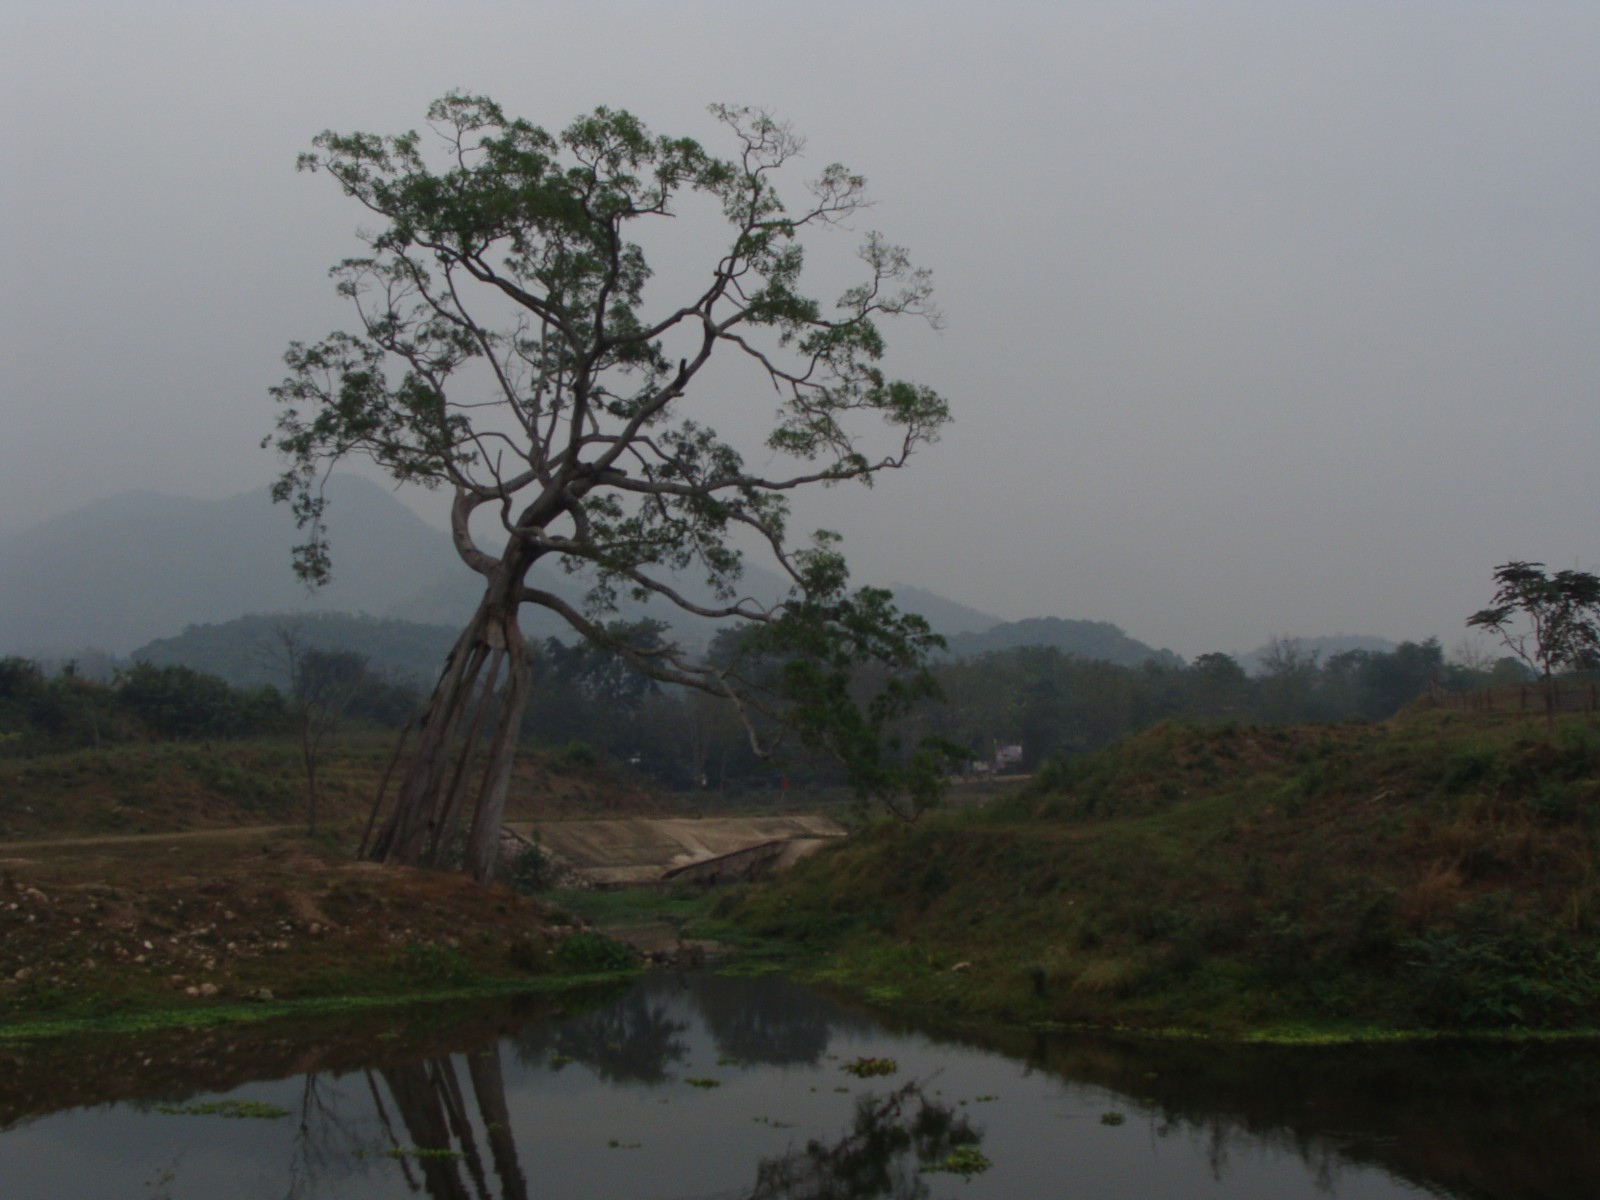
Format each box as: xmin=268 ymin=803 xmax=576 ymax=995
xmin=0 ymin=475 xmax=461 ymax=656
xmin=1237 ymin=634 xmax=1399 ymax=676
xmin=0 ymin=476 xmax=757 ymax=656
xmin=884 ymin=584 xmax=1001 ymax=638
xmin=132 ymin=612 xmax=463 ymax=690
xmin=4 ymin=478 xmax=1204 ymax=676
xmin=944 ymin=617 xmax=1184 ymax=668
xmin=0 ymin=478 xmax=1006 ymax=663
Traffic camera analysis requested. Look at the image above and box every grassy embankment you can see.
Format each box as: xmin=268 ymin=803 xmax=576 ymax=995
xmin=0 ymin=733 xmax=655 ymax=1038
xmin=11 ymin=705 xmax=1600 ymax=1042
xmin=721 ymin=704 xmax=1600 ymax=1038
xmin=0 ymin=729 xmax=657 ymax=841
xmin=0 ymin=828 xmax=648 ymax=1040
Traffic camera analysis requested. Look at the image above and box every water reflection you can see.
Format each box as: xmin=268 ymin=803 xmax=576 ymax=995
xmin=748 ymin=1082 xmax=981 ymax=1200
xmin=4 ymin=974 xmax=1600 ymax=1199
xmin=1021 ymin=1033 xmax=1600 ymax=1200
xmin=509 ymin=972 xmax=868 ymax=1082
xmin=281 ymin=1072 xmax=386 ymax=1199
xmin=295 ymin=1062 xmax=980 ymax=1200
xmin=369 ymin=1048 xmax=529 ymax=1200
xmin=695 ymin=973 xmax=842 ymax=1066
xmin=0 ymin=987 xmax=594 ymax=1130
xmin=513 ymin=983 xmax=690 ymax=1083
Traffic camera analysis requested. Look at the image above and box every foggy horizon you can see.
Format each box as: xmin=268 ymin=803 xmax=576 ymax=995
xmin=5 ymin=1 xmax=1597 ymax=661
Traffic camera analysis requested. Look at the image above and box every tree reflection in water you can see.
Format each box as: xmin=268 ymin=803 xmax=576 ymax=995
xmin=512 ymin=984 xmax=689 ymax=1083
xmin=279 ymin=1072 xmax=379 ymax=1200
xmin=693 ymin=973 xmax=863 ymax=1067
xmin=746 ymin=1081 xmax=982 ymax=1200
xmin=1025 ymin=1032 xmax=1600 ymax=1200
xmin=506 ymin=972 xmax=874 ymax=1080
xmin=365 ymin=1045 xmax=528 ymax=1200
xmin=19 ymin=974 xmax=1596 ymax=1199
xmin=307 ymin=1062 xmax=981 ymax=1200
xmin=304 ymin=971 xmax=979 ymax=1200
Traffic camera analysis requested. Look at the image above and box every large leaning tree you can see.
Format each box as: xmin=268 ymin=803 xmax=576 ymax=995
xmin=267 ymin=94 xmax=953 ymax=881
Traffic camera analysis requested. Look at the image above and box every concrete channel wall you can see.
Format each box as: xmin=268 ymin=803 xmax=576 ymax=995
xmin=505 ymin=814 xmax=846 ymax=887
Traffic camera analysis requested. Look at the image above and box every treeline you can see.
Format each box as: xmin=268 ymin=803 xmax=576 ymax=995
xmin=132 ymin=612 xmax=460 ymax=692
xmin=4 ymin=632 xmax=1541 ymax=795
xmin=907 ymin=637 xmax=1502 ymax=772
xmin=0 ymin=654 xmax=419 ymax=754
xmin=514 ymin=633 xmax=1522 ymax=788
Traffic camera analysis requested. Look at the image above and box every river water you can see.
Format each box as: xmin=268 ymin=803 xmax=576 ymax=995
xmin=2 ymin=972 xmax=1597 ymax=1198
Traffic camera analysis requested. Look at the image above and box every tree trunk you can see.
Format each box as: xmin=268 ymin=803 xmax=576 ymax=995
xmin=463 ymin=646 xmax=531 ymax=882
xmin=367 ymin=557 xmax=533 ymax=883
xmin=1544 ymin=667 xmax=1557 ymax=735
xmin=467 ymin=1045 xmax=528 ymax=1200
xmin=377 ymin=1061 xmax=472 ymax=1200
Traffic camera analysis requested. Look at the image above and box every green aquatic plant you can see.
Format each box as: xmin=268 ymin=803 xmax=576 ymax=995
xmin=1100 ymin=1110 xmax=1126 ymax=1126
xmin=923 ymin=1146 xmax=992 ymax=1176
xmin=842 ymin=1056 xmax=898 ymax=1078
xmin=685 ymin=1076 xmax=722 ymax=1088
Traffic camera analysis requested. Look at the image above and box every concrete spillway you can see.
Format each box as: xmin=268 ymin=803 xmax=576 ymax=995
xmin=505 ymin=814 xmax=846 ymax=886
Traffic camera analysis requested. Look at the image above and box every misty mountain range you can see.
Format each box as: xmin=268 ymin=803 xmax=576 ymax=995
xmin=1 ymin=478 xmax=1381 ymax=676
xmin=1 ymin=475 xmax=654 ymax=657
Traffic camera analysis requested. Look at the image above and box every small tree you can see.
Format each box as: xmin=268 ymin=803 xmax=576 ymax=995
xmin=274 ymin=629 xmax=376 ymax=834
xmin=1255 ymin=637 xmax=1323 ymax=723
xmin=268 ymin=95 xmax=950 ymax=880
xmin=1467 ymin=561 xmax=1600 ymax=731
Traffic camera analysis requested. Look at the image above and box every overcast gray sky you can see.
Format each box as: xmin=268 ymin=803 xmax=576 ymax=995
xmin=4 ymin=1 xmax=1597 ymax=658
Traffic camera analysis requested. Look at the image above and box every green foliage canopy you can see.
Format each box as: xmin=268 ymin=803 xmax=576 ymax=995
xmin=1468 ymin=561 xmax=1600 ymax=680
xmin=266 ymin=95 xmax=953 ymax=820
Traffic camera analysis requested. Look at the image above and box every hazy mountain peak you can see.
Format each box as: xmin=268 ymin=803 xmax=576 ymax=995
xmin=944 ymin=616 xmax=1184 ymax=668
xmin=0 ymin=476 xmax=456 ymax=656
xmin=885 ymin=583 xmax=1002 ymax=637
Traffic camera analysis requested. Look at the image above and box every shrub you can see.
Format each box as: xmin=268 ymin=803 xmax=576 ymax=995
xmin=556 ymin=740 xmax=599 ymax=769
xmin=505 ymin=936 xmax=546 ymax=973
xmin=399 ymin=942 xmax=472 ymax=987
xmin=552 ymin=932 xmax=636 ymax=973
xmin=508 ymin=839 xmax=554 ymax=894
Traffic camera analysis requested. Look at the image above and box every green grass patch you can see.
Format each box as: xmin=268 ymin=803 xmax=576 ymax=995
xmin=0 ymin=973 xmax=638 ymax=1044
xmin=922 ymin=1146 xmax=991 ymax=1176
xmin=726 ymin=710 xmax=1600 ymax=1037
xmin=552 ymin=931 xmax=639 ymax=973
xmin=841 ymin=1056 xmax=897 ymax=1078
xmin=544 ymin=886 xmax=721 ymax=929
